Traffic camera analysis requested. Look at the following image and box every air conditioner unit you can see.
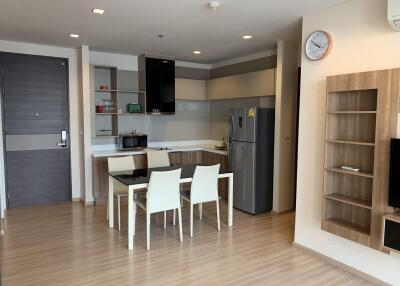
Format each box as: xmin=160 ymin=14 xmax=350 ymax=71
xmin=388 ymin=0 xmax=400 ymax=31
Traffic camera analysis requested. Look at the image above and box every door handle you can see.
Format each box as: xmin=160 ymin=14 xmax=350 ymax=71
xmin=57 ymin=130 xmax=68 ymax=148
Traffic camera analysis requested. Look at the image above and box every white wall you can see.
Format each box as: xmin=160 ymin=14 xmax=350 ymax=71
xmin=295 ymin=0 xmax=400 ymax=285
xmin=0 ymin=40 xmax=82 ymax=202
xmin=89 ymin=51 xmax=138 ymax=71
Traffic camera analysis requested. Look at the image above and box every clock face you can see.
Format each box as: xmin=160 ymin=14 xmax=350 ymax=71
xmin=305 ymin=31 xmax=332 ymax=61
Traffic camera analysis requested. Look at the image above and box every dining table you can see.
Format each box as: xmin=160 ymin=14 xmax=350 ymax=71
xmin=108 ymin=164 xmax=234 ymax=250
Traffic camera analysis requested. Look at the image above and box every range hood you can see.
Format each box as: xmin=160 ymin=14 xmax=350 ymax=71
xmin=138 ymin=54 xmax=175 ymax=115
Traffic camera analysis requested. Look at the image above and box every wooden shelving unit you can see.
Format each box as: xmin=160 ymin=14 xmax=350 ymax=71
xmin=325 ymin=167 xmax=374 ymax=178
xmin=327 ymin=111 xmax=377 ymax=115
xmin=322 ymin=69 xmax=400 ymax=251
xmin=325 ymin=193 xmax=372 ymax=209
xmin=91 ymin=66 xmax=146 ymax=139
xmin=326 ymin=139 xmax=375 ymax=146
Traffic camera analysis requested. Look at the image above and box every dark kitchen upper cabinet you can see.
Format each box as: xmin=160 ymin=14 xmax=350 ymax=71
xmin=139 ymin=55 xmax=175 ymax=114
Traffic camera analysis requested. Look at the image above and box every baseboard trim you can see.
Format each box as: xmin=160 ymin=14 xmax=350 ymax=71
xmin=71 ymin=198 xmax=81 ymax=202
xmin=292 ymin=242 xmax=392 ymax=286
xmin=0 ymin=218 xmax=4 ymax=235
xmin=84 ymin=201 xmax=95 ymax=206
xmin=271 ymin=209 xmax=294 ymax=215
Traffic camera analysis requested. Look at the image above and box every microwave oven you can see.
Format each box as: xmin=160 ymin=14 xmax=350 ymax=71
xmin=117 ymin=134 xmax=147 ymax=151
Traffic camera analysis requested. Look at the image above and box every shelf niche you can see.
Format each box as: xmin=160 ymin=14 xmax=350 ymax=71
xmin=91 ymin=66 xmax=146 ymax=142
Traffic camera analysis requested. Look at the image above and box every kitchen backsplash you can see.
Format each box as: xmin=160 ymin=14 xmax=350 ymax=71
xmin=91 ymin=96 xmax=275 ymax=146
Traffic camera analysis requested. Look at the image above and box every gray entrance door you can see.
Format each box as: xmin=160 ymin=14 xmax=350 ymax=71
xmin=1 ymin=53 xmax=71 ymax=208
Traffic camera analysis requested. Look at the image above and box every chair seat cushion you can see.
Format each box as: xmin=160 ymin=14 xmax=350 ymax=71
xmin=180 ymin=190 xmax=222 ymax=203
xmin=114 ymin=186 xmax=128 ymax=196
xmin=180 ymin=190 xmax=190 ymax=201
xmin=134 ymin=196 xmax=147 ymax=210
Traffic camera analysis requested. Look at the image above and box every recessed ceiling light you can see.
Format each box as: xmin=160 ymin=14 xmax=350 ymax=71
xmin=193 ymin=50 xmax=202 ymax=55
xmin=242 ymin=35 xmax=253 ymax=40
xmin=92 ymin=8 xmax=105 ymax=15
xmin=70 ymin=34 xmax=79 ymax=38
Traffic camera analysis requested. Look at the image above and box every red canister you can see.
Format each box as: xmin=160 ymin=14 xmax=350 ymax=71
xmin=96 ymin=105 xmax=104 ymax=113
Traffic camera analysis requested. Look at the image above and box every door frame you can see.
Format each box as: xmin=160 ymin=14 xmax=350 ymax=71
xmin=1 ymin=52 xmax=72 ymax=208
xmin=0 ymin=40 xmax=83 ymax=211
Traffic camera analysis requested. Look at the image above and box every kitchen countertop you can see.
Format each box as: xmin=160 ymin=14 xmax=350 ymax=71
xmin=92 ymin=144 xmax=228 ymax=158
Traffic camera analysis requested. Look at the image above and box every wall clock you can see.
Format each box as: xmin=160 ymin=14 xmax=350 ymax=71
xmin=305 ymin=31 xmax=332 ymax=61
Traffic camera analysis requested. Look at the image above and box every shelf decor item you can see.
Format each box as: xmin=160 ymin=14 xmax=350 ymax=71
xmin=103 ymin=99 xmax=114 ymax=113
xmin=96 ymin=105 xmax=104 ymax=113
xmin=99 ymin=84 xmax=109 ymax=91
xmin=127 ymin=103 xmax=141 ymax=113
xmin=322 ymin=68 xmax=400 ymax=252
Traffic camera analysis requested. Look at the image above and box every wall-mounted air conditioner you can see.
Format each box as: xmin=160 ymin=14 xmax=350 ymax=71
xmin=388 ymin=0 xmax=400 ymax=31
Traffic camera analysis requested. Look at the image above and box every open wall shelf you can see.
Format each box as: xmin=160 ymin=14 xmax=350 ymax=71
xmin=325 ymin=193 xmax=372 ymax=210
xmin=322 ymin=69 xmax=400 ymax=252
xmin=90 ymin=66 xmax=146 ymax=139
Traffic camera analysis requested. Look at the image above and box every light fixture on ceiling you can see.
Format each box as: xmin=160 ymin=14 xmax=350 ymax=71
xmin=92 ymin=8 xmax=105 ymax=15
xmin=208 ymin=1 xmax=220 ymax=11
xmin=242 ymin=35 xmax=253 ymax=40
xmin=193 ymin=50 xmax=202 ymax=55
xmin=70 ymin=34 xmax=79 ymax=38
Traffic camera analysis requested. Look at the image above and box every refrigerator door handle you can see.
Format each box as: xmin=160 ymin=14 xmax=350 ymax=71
xmin=228 ymin=115 xmax=234 ymax=172
xmin=228 ymin=115 xmax=233 ymax=142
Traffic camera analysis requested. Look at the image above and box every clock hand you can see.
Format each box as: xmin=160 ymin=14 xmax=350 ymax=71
xmin=311 ymin=40 xmax=321 ymax=48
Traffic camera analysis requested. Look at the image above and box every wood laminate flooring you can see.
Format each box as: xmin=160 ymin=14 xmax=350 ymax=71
xmin=0 ymin=201 xmax=376 ymax=286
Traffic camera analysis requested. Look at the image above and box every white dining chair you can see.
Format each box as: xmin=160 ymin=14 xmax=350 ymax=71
xmin=134 ymin=168 xmax=183 ymax=250
xmin=180 ymin=164 xmax=221 ymax=237
xmin=108 ymin=156 xmax=135 ymax=232
xmin=146 ymin=150 xmax=170 ymax=168
xmin=146 ymin=150 xmax=171 ymax=227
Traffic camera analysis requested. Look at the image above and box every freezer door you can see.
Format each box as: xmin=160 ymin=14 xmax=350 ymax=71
xmin=231 ymin=141 xmax=256 ymax=213
xmin=229 ymin=108 xmax=241 ymax=142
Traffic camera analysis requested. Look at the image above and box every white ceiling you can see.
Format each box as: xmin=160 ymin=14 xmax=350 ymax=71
xmin=0 ymin=0 xmax=345 ymax=63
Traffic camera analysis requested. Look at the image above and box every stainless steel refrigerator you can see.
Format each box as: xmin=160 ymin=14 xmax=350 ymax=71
xmin=228 ymin=107 xmax=275 ymax=214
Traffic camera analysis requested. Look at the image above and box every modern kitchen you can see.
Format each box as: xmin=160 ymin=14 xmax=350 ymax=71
xmin=86 ymin=47 xmax=298 ymax=219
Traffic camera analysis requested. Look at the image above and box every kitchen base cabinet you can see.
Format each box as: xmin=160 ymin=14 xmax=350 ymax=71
xmin=202 ymin=151 xmax=229 ymax=199
xmin=92 ymin=150 xmax=227 ymax=203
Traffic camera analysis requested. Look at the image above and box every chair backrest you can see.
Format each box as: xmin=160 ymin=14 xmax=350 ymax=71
xmin=190 ymin=164 xmax=220 ymax=204
xmin=147 ymin=169 xmax=181 ymax=213
xmin=108 ymin=156 xmax=135 ymax=172
xmin=146 ymin=150 xmax=170 ymax=168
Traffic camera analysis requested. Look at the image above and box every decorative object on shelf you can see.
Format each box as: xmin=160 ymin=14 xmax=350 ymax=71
xmin=96 ymin=105 xmax=104 ymax=113
xmin=341 ymin=166 xmax=360 ymax=172
xmin=99 ymin=84 xmax=109 ymax=91
xmin=117 ymin=108 xmax=123 ymax=114
xmin=127 ymin=102 xmax=141 ymax=113
xmin=103 ymin=99 xmax=114 ymax=113
xmin=97 ymin=129 xmax=113 ymax=136
xmin=305 ymin=30 xmax=332 ymax=61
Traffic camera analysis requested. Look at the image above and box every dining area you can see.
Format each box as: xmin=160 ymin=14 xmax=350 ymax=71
xmin=107 ymin=150 xmax=234 ymax=250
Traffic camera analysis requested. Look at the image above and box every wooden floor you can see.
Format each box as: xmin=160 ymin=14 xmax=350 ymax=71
xmin=0 ymin=201 xmax=376 ymax=286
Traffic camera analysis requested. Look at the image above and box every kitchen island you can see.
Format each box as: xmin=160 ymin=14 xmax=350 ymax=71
xmin=91 ymin=141 xmax=229 ymax=203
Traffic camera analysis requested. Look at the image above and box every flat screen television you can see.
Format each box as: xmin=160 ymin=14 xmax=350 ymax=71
xmin=389 ymin=138 xmax=400 ymax=208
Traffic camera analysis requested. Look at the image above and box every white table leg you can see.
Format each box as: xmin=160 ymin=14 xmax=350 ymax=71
xmin=108 ymin=176 xmax=114 ymax=228
xmin=228 ymin=173 xmax=233 ymax=227
xmin=128 ymin=186 xmax=134 ymax=250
